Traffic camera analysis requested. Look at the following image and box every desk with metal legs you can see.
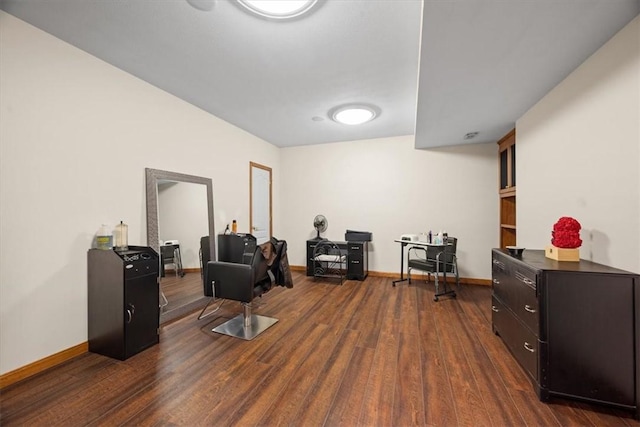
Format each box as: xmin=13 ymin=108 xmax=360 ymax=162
xmin=392 ymin=239 xmax=411 ymax=286
xmin=393 ymin=239 xmax=448 ymax=287
xmin=394 ymin=239 xmax=458 ymax=302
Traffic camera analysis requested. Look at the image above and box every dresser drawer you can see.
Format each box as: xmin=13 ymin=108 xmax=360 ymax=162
xmin=492 ymin=254 xmax=539 ymax=335
xmin=492 ymin=296 xmax=538 ymax=382
xmin=512 ymin=263 xmax=537 ymax=290
xmin=492 ymin=251 xmax=537 ymax=289
xmin=347 ymin=243 xmax=364 ymax=262
xmin=491 ymin=255 xmax=510 ymax=302
xmin=513 ymin=281 xmax=539 ymax=334
xmin=347 ymin=242 xmax=365 ymax=256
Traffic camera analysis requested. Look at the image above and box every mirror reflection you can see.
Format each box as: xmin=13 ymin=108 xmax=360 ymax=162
xmin=158 ymin=181 xmax=208 ymax=314
xmin=145 ymin=168 xmax=215 ymax=324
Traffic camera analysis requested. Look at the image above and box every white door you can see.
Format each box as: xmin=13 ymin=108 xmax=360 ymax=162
xmin=250 ymin=162 xmax=272 ymax=245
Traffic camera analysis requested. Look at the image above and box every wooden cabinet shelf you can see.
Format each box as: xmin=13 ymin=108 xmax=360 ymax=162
xmin=498 ymin=130 xmax=516 ymax=248
xmin=500 ymin=186 xmax=516 ymax=197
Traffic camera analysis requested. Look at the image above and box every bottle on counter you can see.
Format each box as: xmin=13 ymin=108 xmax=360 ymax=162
xmin=435 ymin=230 xmax=443 ymax=245
xmin=96 ymin=224 xmax=112 ymax=250
xmin=114 ymin=220 xmax=128 ymax=251
xmin=232 ymin=220 xmax=237 ymax=234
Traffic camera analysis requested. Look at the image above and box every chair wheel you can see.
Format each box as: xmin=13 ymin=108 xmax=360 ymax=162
xmin=433 ymin=296 xmax=439 ymax=302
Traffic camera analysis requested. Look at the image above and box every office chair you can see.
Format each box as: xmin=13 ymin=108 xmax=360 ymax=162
xmin=407 ymin=237 xmax=459 ymax=301
xmin=204 ymin=238 xmax=291 ymax=340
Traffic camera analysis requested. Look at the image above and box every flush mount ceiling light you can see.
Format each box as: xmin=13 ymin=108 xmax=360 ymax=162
xmin=237 ymin=0 xmax=318 ymax=19
xmin=330 ymin=104 xmax=379 ymax=125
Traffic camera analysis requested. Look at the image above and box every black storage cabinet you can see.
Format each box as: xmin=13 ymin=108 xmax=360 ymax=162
xmin=88 ymin=246 xmax=160 ymax=360
xmin=346 ymin=241 xmax=368 ymax=280
xmin=491 ymin=248 xmax=640 ymax=418
xmin=306 ymin=239 xmax=368 ymax=280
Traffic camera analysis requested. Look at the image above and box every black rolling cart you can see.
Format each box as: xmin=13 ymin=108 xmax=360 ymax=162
xmin=88 ymin=246 xmax=160 ymax=360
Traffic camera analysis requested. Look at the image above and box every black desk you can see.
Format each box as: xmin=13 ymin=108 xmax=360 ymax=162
xmin=392 ymin=239 xmax=410 ymax=286
xmin=306 ymin=239 xmax=368 ymax=280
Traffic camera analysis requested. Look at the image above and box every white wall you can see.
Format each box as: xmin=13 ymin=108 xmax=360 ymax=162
xmin=280 ymin=135 xmax=499 ymax=280
xmin=2 ymin=8 xmax=555 ymax=376
xmin=158 ymin=181 xmax=209 ymax=268
xmin=517 ymin=16 xmax=639 ymax=273
xmin=0 ymin=12 xmax=281 ymax=374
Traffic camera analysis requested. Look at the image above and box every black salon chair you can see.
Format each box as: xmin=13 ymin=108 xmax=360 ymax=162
xmin=407 ymin=237 xmax=459 ymax=301
xmin=204 ymin=238 xmax=291 ymax=340
xmin=161 ymin=242 xmax=184 ymax=278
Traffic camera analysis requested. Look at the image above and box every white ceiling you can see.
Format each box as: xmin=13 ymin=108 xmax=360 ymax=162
xmin=1 ymin=0 xmax=638 ymax=148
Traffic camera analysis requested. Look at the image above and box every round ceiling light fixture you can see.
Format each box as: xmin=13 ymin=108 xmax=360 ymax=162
xmin=237 ymin=0 xmax=318 ymax=19
xmin=330 ymin=104 xmax=379 ymax=125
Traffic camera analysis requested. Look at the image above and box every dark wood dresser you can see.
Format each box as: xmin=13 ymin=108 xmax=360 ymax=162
xmin=491 ymin=248 xmax=639 ymax=418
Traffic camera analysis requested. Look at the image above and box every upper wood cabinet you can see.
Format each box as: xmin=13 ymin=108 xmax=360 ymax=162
xmin=498 ymin=129 xmax=516 ymax=195
xmin=498 ymin=129 xmax=516 ymax=248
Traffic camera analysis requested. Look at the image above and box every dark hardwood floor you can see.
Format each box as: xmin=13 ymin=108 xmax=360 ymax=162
xmin=1 ymin=271 xmax=638 ymax=426
xmin=161 ymin=271 xmax=204 ymax=313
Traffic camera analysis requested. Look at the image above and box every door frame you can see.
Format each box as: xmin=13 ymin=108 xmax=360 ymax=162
xmin=249 ymin=161 xmax=273 ymax=241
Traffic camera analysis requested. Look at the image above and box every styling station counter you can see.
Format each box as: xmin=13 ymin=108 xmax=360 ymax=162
xmin=88 ymin=246 xmax=160 ymax=360
xmin=491 ymin=248 xmax=640 ymax=418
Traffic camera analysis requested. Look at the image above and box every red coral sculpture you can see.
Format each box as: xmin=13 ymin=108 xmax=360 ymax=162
xmin=551 ymin=216 xmax=582 ymax=248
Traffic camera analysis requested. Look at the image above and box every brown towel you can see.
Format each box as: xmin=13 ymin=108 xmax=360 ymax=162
xmin=259 ymin=239 xmax=294 ymax=288
xmin=259 ymin=241 xmax=276 ymax=266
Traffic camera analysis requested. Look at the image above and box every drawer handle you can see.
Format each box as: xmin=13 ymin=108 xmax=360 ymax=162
xmin=524 ymin=304 xmax=536 ymax=313
xmin=491 ymin=305 xmax=499 ymax=313
xmin=492 ymin=278 xmax=500 ymax=285
xmin=523 ymin=278 xmax=534 ymax=286
xmin=523 ymin=342 xmax=535 ymax=353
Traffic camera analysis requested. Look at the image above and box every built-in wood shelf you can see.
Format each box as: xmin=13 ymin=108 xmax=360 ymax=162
xmin=498 ymin=129 xmax=516 ymax=249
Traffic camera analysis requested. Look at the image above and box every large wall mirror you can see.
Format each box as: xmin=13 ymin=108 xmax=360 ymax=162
xmin=145 ymin=168 xmax=215 ymax=324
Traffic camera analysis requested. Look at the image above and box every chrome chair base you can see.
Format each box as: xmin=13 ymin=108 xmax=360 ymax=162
xmin=212 ymin=304 xmax=278 ymax=340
